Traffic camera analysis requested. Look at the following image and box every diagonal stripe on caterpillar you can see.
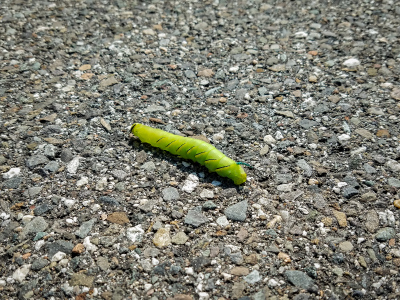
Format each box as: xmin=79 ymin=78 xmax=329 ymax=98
xmin=131 ymin=123 xmax=247 ymax=185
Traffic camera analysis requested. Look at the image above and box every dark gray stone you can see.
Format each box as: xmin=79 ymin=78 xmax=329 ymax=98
xmin=191 ymin=256 xmax=211 ymax=272
xmin=31 ymin=258 xmax=50 ymax=271
xmin=98 ymin=196 xmax=120 ymax=206
xmin=46 ymin=240 xmax=74 ymax=258
xmin=60 ymin=149 xmax=74 ymax=163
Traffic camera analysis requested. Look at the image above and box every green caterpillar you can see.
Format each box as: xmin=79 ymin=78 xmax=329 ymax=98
xmin=131 ymin=123 xmax=247 ymax=185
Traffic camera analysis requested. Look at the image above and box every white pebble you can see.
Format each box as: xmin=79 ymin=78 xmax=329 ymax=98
xmin=12 ymin=264 xmax=31 ymax=283
xmin=343 ymin=58 xmax=360 ymax=67
xmin=51 ymin=251 xmax=66 ymax=262
xmin=351 ymin=146 xmax=367 ymax=156
xmin=144 ymin=283 xmax=152 ymax=292
xmin=337 ymin=134 xmax=350 ymax=141
xmin=268 ymin=278 xmax=280 ymax=287
xmin=216 ymin=216 xmax=229 ymax=227
xmin=3 ymin=167 xmax=21 ymax=179
xmin=76 ymin=176 xmax=89 ymax=187
xmin=357 ymin=237 xmax=365 ymax=244
xmin=182 ymin=174 xmax=199 ymax=193
xmin=96 ymin=177 xmax=108 ymax=191
xmin=22 ymin=215 xmax=34 ymax=224
xmin=212 ymin=131 xmax=225 ymax=142
xmin=275 ymin=131 xmax=284 ymax=140
xmin=63 ymin=198 xmax=76 ymax=208
xmin=67 ymin=156 xmax=81 ymax=174
xmin=152 ymin=257 xmax=159 ymax=266
xmin=198 ymin=292 xmax=210 ymax=300
xmin=263 ymin=135 xmax=276 ymax=144
xmin=91 ymin=204 xmax=101 ymax=212
xmin=185 ymin=267 xmax=194 ymax=275
xmin=126 ymin=225 xmax=144 ymax=243
xmin=59 ymin=258 xmax=69 ymax=266
xmin=35 ymin=240 xmax=45 ymax=251
xmin=295 ymin=31 xmax=308 ymax=38
xmin=200 ymin=189 xmax=214 ymax=199
xmin=83 ymin=236 xmax=98 ymax=252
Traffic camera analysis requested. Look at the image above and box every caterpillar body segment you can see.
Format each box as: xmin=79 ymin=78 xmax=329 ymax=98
xmin=131 ymin=123 xmax=247 ymax=185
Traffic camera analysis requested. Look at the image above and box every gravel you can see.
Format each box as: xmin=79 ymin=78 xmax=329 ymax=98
xmin=1 ymin=0 xmax=400 ymax=299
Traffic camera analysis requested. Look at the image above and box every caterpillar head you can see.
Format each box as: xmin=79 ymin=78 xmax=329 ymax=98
xmin=131 ymin=123 xmax=139 ymax=135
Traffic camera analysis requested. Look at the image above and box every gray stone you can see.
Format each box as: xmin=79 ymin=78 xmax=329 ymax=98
xmin=75 ymin=218 xmax=97 ymax=238
xmin=258 ymin=87 xmax=268 ymax=96
xmin=44 ymin=144 xmax=56 ymax=158
xmin=296 ymin=159 xmax=313 ymax=177
xmin=34 ymin=203 xmax=53 ymax=216
xmin=363 ymin=163 xmax=377 ymax=174
xmin=388 ymin=177 xmax=400 ymax=188
xmin=141 ymin=161 xmax=156 ymax=172
xmin=230 ymin=252 xmax=243 ymax=264
xmin=184 ymin=70 xmax=196 ymax=78
xmin=26 ymin=155 xmax=49 ymax=169
xmin=339 ymin=241 xmax=354 ymax=252
xmin=44 ymin=161 xmax=60 ymax=173
xmin=162 ymin=187 xmax=180 ymax=201
xmin=33 ymin=232 xmax=47 ymax=241
xmin=22 ymin=216 xmax=48 ymax=237
xmin=285 ymin=270 xmax=316 ymax=291
xmin=24 ymin=186 xmax=42 ymax=198
xmin=244 ymin=270 xmax=262 ymax=284
xmin=375 ymin=227 xmax=395 ymax=241
xmin=298 ymin=119 xmax=318 ymax=129
xmin=184 ymin=207 xmax=209 ymax=227
xmin=275 ymin=174 xmax=293 ymax=184
xmin=224 ymin=200 xmax=248 ymax=221
xmin=203 ymin=200 xmax=217 ymax=210
xmin=2 ymin=177 xmax=23 ymax=189
xmin=342 ymin=187 xmax=358 ymax=199
xmin=112 ymin=169 xmax=128 ymax=180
